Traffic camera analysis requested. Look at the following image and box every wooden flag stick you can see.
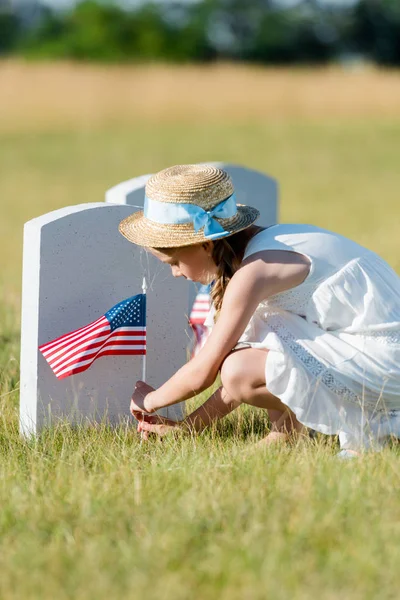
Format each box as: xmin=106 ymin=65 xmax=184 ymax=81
xmin=140 ymin=277 xmax=147 ymax=443
xmin=141 ymin=277 xmax=147 ymax=383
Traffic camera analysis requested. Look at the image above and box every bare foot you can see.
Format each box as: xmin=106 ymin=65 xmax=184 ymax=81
xmin=337 ymin=449 xmax=361 ymax=459
xmin=255 ymin=431 xmax=289 ymax=447
xmin=254 ymin=426 xmax=310 ymax=448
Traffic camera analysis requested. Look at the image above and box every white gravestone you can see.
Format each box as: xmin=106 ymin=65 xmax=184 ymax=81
xmin=20 ymin=203 xmax=189 ymax=436
xmin=105 ymin=163 xmax=279 ymax=308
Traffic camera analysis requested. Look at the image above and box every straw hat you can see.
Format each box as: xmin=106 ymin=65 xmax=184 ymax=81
xmin=119 ymin=164 xmax=260 ymax=248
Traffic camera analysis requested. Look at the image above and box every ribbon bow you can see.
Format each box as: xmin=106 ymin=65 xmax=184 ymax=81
xmin=144 ymin=193 xmax=238 ymax=240
xmin=192 ymin=196 xmax=236 ymax=239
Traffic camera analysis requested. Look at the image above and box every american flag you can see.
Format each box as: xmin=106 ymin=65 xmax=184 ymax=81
xmin=189 ymin=284 xmax=211 ymax=325
xmin=189 ymin=284 xmax=211 ymax=355
xmin=39 ymin=294 xmax=146 ymax=380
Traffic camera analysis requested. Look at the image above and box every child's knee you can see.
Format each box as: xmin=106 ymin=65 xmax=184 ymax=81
xmin=220 ymin=352 xmax=251 ymax=402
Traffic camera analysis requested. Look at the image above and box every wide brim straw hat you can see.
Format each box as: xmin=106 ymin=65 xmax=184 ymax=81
xmin=119 ymin=164 xmax=260 ymax=248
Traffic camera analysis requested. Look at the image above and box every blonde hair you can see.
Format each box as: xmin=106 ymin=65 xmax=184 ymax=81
xmin=210 ymin=230 xmax=250 ymax=316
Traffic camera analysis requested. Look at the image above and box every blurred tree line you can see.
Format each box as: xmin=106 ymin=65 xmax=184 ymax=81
xmin=1 ymin=0 xmax=400 ymax=66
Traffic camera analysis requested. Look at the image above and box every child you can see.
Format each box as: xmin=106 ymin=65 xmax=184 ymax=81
xmin=119 ymin=164 xmax=400 ymax=456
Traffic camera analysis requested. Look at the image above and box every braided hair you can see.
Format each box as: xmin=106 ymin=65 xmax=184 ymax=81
xmin=210 ymin=229 xmax=252 ymax=318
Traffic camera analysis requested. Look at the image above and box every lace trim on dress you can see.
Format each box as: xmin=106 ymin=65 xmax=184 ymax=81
xmin=359 ymin=330 xmax=400 ymax=345
xmin=262 ymin=285 xmax=314 ymax=316
xmin=269 ymin=316 xmax=397 ymax=414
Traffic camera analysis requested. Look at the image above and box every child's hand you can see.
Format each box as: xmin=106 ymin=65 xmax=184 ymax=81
xmin=137 ymin=413 xmax=182 ymax=438
xmin=130 ymin=380 xmax=156 ymax=417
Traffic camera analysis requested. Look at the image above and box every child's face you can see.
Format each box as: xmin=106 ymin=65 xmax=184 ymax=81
xmin=150 ymin=243 xmax=218 ymax=285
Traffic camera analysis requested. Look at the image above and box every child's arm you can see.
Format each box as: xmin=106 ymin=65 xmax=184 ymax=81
xmin=137 ymin=386 xmax=240 ymax=436
xmin=132 ymin=249 xmax=310 ymax=414
xmin=183 ymin=386 xmax=240 ymax=432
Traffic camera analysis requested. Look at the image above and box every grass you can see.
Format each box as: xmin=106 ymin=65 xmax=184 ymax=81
xmin=0 ymin=61 xmax=399 ymax=599
xmin=1 ymin=401 xmax=400 ymax=600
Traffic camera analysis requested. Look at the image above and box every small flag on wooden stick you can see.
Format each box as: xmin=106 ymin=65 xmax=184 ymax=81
xmin=39 ymin=294 xmax=146 ymax=380
xmin=141 ymin=278 xmax=147 ymax=383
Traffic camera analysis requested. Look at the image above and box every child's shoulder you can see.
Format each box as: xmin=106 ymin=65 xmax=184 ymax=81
xmin=242 ymin=224 xmax=370 ymax=279
xmin=243 ymin=223 xmax=327 ymax=258
xmin=249 ymin=223 xmax=331 ymax=241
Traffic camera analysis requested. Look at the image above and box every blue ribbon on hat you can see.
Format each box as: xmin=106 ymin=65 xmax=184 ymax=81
xmin=144 ymin=193 xmax=237 ymax=240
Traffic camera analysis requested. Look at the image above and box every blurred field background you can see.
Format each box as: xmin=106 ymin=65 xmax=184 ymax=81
xmin=2 ymin=61 xmax=400 ymax=297
xmin=0 ymin=59 xmax=399 ymax=599
xmin=1 ymin=1 xmax=400 ymax=596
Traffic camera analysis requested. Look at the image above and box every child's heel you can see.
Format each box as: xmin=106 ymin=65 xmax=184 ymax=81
xmin=337 ymin=449 xmax=360 ymax=460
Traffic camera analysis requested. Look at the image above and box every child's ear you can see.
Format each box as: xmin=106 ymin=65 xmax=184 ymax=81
xmin=201 ymin=241 xmax=214 ymax=255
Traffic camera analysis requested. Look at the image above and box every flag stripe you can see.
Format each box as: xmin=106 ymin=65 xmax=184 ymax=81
xmin=39 ymin=316 xmax=107 ymax=352
xmin=42 ymin=324 xmax=146 ymax=361
xmin=40 ymin=320 xmax=108 ymax=356
xmin=189 ymin=289 xmax=211 ymax=329
xmin=44 ymin=327 xmax=145 ymax=361
xmin=49 ymin=331 xmax=111 ymax=370
xmin=54 ymin=343 xmax=147 ymax=377
xmin=55 ymin=344 xmax=146 ymax=378
xmin=56 ymin=347 xmax=146 ymax=380
xmin=190 ymin=311 xmax=209 ymax=320
xmin=42 ymin=323 xmax=111 ymax=359
xmin=50 ymin=330 xmax=146 ymax=373
xmin=52 ymin=338 xmax=146 ymax=375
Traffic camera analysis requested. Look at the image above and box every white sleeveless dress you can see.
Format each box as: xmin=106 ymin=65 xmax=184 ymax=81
xmin=209 ymin=224 xmax=400 ymax=451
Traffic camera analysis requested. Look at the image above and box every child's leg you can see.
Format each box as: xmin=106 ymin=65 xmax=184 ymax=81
xmin=184 ymin=386 xmax=241 ymax=432
xmin=184 ymin=385 xmax=292 ymax=437
xmin=139 ymin=348 xmax=304 ymax=442
xmin=220 ymin=347 xmax=305 ymax=443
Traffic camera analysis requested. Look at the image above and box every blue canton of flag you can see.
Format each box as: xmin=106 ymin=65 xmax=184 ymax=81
xmin=107 ymin=295 xmax=146 ymax=331
xmin=39 ymin=294 xmax=146 ymax=380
